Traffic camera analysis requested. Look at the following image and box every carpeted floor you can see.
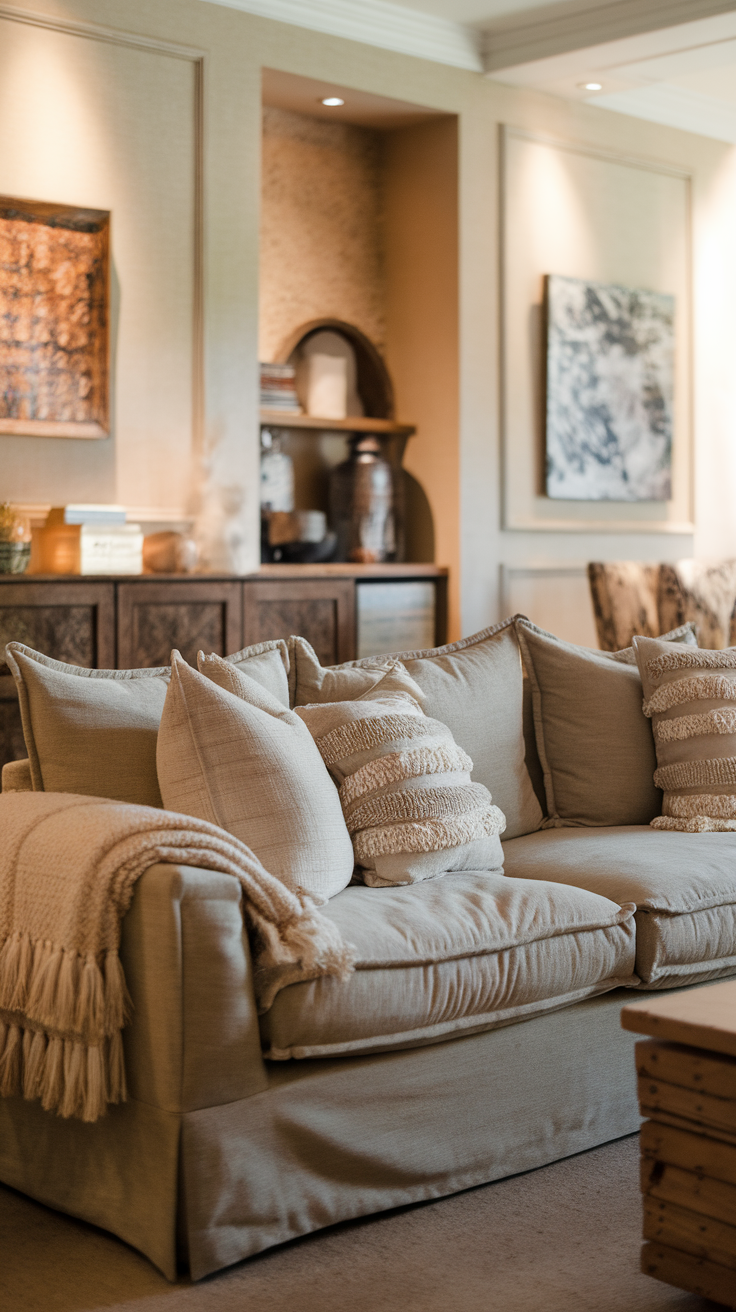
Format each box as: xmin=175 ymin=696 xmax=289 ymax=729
xmin=0 ymin=1134 xmax=722 ymax=1312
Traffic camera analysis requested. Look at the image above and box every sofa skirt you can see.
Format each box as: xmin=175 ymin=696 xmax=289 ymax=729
xmin=0 ymin=988 xmax=641 ymax=1280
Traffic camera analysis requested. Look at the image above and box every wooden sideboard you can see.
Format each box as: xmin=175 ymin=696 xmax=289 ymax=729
xmin=0 ymin=564 xmax=448 ymax=769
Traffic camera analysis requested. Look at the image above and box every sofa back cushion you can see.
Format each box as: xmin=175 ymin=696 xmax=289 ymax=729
xmin=292 ymin=619 xmax=543 ymax=840
xmin=515 ymin=619 xmax=697 ymax=828
xmin=297 ymin=692 xmax=506 ymax=886
xmin=5 ymin=643 xmax=170 ymax=806
xmin=635 ymin=634 xmax=736 ymax=831
xmin=158 ymin=652 xmax=354 ymax=898
xmin=5 ymin=639 xmax=294 ymax=807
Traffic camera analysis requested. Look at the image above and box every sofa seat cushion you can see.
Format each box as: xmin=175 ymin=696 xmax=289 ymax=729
xmin=502 ymin=826 xmax=736 ymax=989
xmin=260 ymin=872 xmax=636 ymax=1059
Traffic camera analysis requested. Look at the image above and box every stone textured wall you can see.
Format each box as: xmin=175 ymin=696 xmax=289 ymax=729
xmin=259 ymin=107 xmax=386 ymax=363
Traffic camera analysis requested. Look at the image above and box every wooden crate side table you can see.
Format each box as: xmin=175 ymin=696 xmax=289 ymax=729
xmin=622 ymin=981 xmax=736 ymax=1308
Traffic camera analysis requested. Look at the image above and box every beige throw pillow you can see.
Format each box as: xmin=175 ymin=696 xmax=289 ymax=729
xmin=292 ymin=619 xmax=542 ymax=841
xmin=5 ymin=643 xmax=169 ymax=806
xmin=5 ymin=638 xmax=296 ymax=807
xmin=158 ymin=651 xmax=354 ymax=898
xmin=635 ymin=635 xmax=736 ymax=831
xmin=515 ymin=619 xmax=698 ymax=828
xmin=222 ymin=638 xmax=290 ymax=707
xmin=296 ymin=692 xmax=506 ymax=887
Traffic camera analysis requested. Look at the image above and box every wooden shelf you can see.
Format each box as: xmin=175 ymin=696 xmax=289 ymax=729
xmin=259 ymin=409 xmax=415 ymax=437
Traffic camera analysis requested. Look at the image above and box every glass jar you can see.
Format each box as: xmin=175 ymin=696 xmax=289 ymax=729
xmin=329 ymin=435 xmax=396 ymax=564
xmin=0 ymin=504 xmax=31 ymax=574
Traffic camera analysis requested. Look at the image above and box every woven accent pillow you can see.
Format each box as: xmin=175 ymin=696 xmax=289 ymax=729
xmin=634 ymin=634 xmax=736 ymax=831
xmin=291 ymin=620 xmax=542 ymax=841
xmin=157 ymin=652 xmax=354 ymax=898
xmin=296 ymin=692 xmax=506 ymax=887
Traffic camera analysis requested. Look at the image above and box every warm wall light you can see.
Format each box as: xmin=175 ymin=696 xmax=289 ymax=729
xmin=580 ymin=81 xmax=603 ymax=91
xmin=321 ymin=96 xmax=345 ymax=106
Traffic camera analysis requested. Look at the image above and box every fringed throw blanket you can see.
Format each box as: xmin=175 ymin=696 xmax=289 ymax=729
xmin=0 ymin=792 xmax=354 ymax=1122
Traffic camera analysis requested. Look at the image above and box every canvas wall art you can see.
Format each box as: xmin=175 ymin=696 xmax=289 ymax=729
xmin=545 ymin=274 xmax=674 ymax=501
xmin=0 ymin=196 xmax=109 ymax=439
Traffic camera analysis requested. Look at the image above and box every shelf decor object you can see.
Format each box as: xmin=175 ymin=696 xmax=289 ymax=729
xmin=0 ymin=196 xmax=110 ymax=439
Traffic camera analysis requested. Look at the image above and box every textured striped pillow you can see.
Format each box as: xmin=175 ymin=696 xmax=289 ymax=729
xmin=296 ymin=692 xmax=506 ymax=886
xmin=634 ymin=635 xmax=736 ymax=831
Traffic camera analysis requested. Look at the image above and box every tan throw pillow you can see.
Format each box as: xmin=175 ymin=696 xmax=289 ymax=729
xmin=222 ymin=638 xmax=290 ymax=707
xmin=515 ymin=619 xmax=698 ymax=828
xmin=635 ymin=635 xmax=736 ymax=831
xmin=292 ymin=619 xmax=542 ymax=841
xmin=157 ymin=651 xmax=354 ymax=898
xmin=5 ymin=643 xmax=170 ymax=806
xmin=296 ymin=692 xmax=506 ymax=887
xmin=289 ymin=638 xmax=422 ymax=708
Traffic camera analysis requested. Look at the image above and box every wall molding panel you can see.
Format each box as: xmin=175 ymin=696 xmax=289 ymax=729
xmin=500 ymin=124 xmax=694 ymax=537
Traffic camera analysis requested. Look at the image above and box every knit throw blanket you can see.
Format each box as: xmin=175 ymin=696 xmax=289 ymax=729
xmin=0 ymin=792 xmax=354 ymax=1123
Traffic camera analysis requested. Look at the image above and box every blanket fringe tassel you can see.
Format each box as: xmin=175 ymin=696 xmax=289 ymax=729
xmin=0 ymin=932 xmax=129 ymax=1121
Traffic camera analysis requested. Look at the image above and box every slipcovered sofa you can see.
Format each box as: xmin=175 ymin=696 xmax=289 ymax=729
xmin=1 ymin=615 xmax=735 ymax=1281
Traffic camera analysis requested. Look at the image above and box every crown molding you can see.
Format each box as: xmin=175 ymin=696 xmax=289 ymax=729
xmin=197 ymin=0 xmax=482 ymax=71
xmin=482 ymin=0 xmax=736 ymax=73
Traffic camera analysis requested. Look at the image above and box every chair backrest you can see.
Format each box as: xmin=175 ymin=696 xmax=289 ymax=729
xmin=587 ymin=562 xmax=660 ymax=651
xmin=588 ymin=559 xmax=736 ymax=650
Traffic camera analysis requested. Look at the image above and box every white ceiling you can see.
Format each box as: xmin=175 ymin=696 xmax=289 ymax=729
xmin=203 ymin=0 xmax=736 ymax=143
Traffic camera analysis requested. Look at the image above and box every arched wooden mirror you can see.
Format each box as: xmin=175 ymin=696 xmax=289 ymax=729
xmin=276 ymin=318 xmax=394 ymax=421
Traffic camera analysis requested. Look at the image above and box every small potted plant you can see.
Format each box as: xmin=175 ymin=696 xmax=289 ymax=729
xmin=0 ymin=503 xmax=32 ymax=574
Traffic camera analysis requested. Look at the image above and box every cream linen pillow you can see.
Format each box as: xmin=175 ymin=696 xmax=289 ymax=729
xmin=5 ymin=638 xmax=296 ymax=807
xmin=5 ymin=642 xmax=169 ymax=806
xmin=635 ymin=634 xmax=736 ymax=831
xmin=515 ymin=619 xmax=698 ymax=828
xmin=296 ymin=692 xmax=506 ymax=887
xmin=158 ymin=651 xmax=354 ymax=898
xmin=222 ymin=638 xmax=290 ymax=707
xmin=291 ymin=619 xmax=542 ymax=840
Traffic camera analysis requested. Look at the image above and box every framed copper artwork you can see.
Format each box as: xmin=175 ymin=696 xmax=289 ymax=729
xmin=0 ymin=196 xmax=110 ymax=439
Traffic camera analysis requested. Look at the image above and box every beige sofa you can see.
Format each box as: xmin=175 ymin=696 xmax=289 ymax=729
xmin=1 ymin=616 xmax=735 ymax=1281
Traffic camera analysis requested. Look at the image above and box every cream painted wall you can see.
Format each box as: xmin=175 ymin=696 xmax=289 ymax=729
xmin=1 ymin=0 xmax=735 ymax=636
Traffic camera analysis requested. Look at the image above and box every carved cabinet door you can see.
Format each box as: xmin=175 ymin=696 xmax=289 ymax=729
xmin=242 ymin=579 xmax=356 ymax=666
xmin=116 ymin=580 xmax=243 ymax=668
xmin=0 ymin=579 xmax=115 ymax=770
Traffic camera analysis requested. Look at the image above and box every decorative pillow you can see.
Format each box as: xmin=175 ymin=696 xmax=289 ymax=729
xmin=221 ymin=638 xmax=290 ymax=707
xmin=296 ymin=692 xmax=506 ymax=887
xmin=5 ymin=639 xmax=294 ymax=807
xmin=5 ymin=642 xmax=170 ymax=806
xmin=635 ymin=634 xmax=736 ymax=831
xmin=291 ymin=618 xmax=542 ymax=841
xmin=515 ymin=620 xmax=698 ymax=828
xmin=289 ymin=639 xmax=423 ymax=708
xmin=158 ymin=651 xmax=354 ymax=898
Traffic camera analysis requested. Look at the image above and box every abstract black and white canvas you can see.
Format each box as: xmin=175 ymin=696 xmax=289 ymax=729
xmin=545 ymin=275 xmax=674 ymax=501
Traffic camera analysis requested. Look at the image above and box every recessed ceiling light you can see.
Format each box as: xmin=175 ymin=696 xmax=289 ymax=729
xmin=321 ymin=97 xmax=345 ymax=107
xmin=580 ymin=81 xmax=602 ymax=92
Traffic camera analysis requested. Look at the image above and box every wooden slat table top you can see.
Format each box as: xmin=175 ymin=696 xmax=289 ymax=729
xmin=622 ymin=981 xmax=736 ymax=1058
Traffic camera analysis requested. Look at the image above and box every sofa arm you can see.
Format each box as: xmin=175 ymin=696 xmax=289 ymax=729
xmin=120 ymin=862 xmax=269 ymax=1113
xmin=1 ymin=759 xmax=32 ymax=792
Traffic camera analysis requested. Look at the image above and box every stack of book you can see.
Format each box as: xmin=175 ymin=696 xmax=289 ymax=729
xmin=260 ymin=362 xmax=301 ymax=412
xmin=632 ymin=1022 xmax=736 ymax=1307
